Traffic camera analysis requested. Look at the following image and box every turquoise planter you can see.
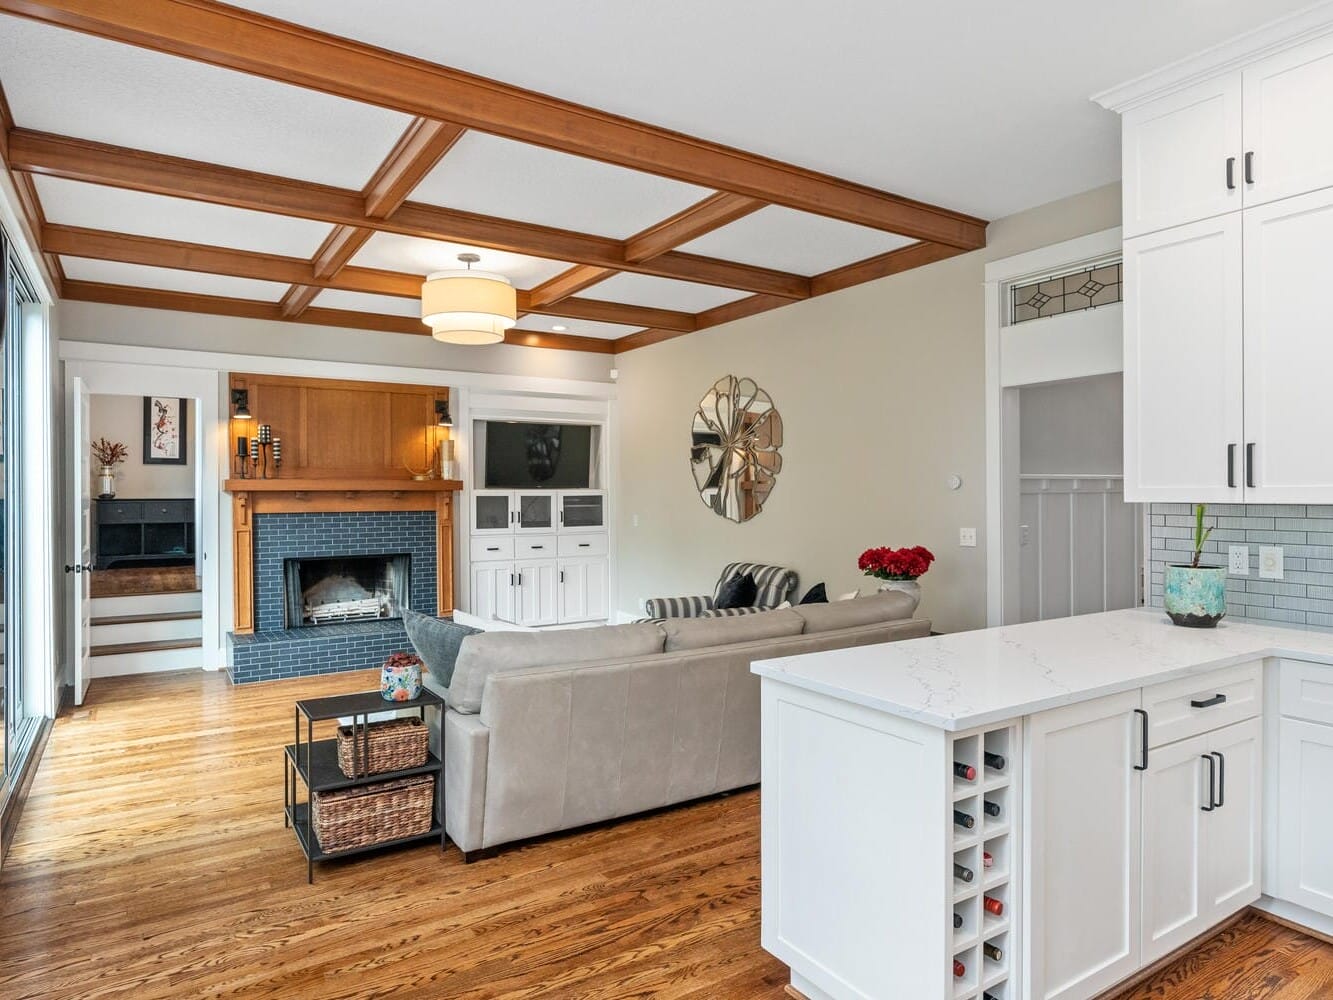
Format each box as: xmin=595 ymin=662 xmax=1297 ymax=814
xmin=1164 ymin=564 xmax=1227 ymax=628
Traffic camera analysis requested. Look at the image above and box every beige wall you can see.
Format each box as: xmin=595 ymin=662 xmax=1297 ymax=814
xmin=89 ymin=393 xmax=195 ymax=498
xmin=613 ymin=183 xmax=1121 ymax=633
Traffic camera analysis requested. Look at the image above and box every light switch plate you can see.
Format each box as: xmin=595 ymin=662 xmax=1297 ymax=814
xmin=1259 ymin=545 xmax=1284 ymax=580
xmin=1228 ymin=545 xmax=1250 ymax=575
xmin=959 ymin=527 xmax=977 ymax=547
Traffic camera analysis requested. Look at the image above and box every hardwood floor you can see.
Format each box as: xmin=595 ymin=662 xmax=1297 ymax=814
xmin=2 ymin=670 xmax=1331 ymax=1000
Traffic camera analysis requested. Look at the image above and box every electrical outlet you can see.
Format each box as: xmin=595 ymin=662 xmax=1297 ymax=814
xmin=1259 ymin=545 xmax=1284 ymax=580
xmin=1228 ymin=545 xmax=1250 ymax=575
xmin=632 ymin=513 xmax=639 ymax=528
xmin=959 ymin=527 xmax=977 ymax=548
xmin=1020 ymin=524 xmax=1031 ymax=547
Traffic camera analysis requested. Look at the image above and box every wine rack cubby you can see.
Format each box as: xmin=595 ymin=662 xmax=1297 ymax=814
xmin=950 ymin=721 xmax=1021 ymax=1000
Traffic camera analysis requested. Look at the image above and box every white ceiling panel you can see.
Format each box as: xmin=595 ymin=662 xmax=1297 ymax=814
xmin=0 ymin=15 xmax=412 ymax=188
xmin=349 ymin=232 xmax=573 ymax=289
xmin=60 ymin=257 xmax=289 ymax=302
xmin=227 ymin=0 xmax=1312 ymax=220
xmin=410 ymin=132 xmax=709 ymax=238
xmin=586 ymin=273 xmax=748 ymax=313
xmin=33 ymin=176 xmax=331 ymax=259
xmin=678 ymin=207 xmax=915 ymax=275
xmin=514 ymin=317 xmax=638 ymax=341
xmin=311 ymin=289 xmax=421 ymax=318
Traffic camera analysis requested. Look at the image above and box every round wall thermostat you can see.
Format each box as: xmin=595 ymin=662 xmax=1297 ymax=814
xmin=947 ymin=474 xmax=963 ymax=491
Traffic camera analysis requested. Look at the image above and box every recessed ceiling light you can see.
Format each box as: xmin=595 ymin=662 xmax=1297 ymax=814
xmin=552 ymin=324 xmax=568 ymax=332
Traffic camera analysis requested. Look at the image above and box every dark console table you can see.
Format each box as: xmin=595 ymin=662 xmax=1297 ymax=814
xmin=94 ymin=498 xmax=195 ymax=570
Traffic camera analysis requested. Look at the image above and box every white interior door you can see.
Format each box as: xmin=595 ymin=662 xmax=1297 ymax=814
xmin=67 ymin=375 xmax=92 ymax=705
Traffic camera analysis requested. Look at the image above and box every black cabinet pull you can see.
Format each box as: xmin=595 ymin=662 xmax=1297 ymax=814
xmin=1133 ymin=709 xmax=1149 ymax=771
xmin=1244 ymin=151 xmax=1255 ymax=184
xmin=1191 ymin=693 xmax=1227 ymax=709
xmin=1213 ymin=751 xmax=1226 ymax=809
xmin=1246 ymin=443 xmax=1256 ymax=488
xmin=1201 ymin=754 xmax=1217 ymax=812
xmin=578 ymin=543 xmax=591 ymax=548
xmin=531 ymin=545 xmax=544 ymax=550
xmin=1226 ymin=156 xmax=1236 ymax=190
xmin=1228 ymin=444 xmax=1237 ymax=488
xmin=486 ymin=546 xmax=499 ymax=552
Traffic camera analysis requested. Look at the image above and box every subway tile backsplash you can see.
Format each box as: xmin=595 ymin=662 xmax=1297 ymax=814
xmin=1148 ymin=503 xmax=1333 ymax=627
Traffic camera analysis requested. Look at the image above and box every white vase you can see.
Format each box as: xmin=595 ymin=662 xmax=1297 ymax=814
xmin=876 ymin=579 xmax=921 ymax=614
xmin=97 ymin=465 xmax=117 ymax=499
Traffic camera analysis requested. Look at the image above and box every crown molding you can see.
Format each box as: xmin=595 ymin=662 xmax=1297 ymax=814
xmin=1092 ymin=0 xmax=1333 ymax=112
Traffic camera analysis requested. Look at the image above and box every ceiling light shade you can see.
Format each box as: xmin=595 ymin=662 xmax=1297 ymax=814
xmin=421 ymin=268 xmax=516 ymax=345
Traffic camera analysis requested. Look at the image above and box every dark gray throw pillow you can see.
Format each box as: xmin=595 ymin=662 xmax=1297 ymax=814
xmin=715 ymin=571 xmax=758 ymax=609
xmin=402 ymin=608 xmax=481 ymax=688
xmin=799 ymin=582 xmax=828 ymax=605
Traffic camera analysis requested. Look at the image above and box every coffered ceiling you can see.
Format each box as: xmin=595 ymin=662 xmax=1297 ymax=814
xmin=0 ymin=0 xmax=1314 ymax=354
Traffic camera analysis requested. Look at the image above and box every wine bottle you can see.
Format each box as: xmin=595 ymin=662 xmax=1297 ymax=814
xmin=953 ymin=959 xmax=966 ymax=979
xmin=983 ymin=895 xmax=1004 ymax=916
xmin=953 ymin=912 xmax=963 ymax=929
xmin=983 ymin=799 xmax=1001 ymax=818
xmin=983 ymin=851 xmax=994 ymax=869
xmin=953 ymin=761 xmax=977 ymax=780
xmin=983 ymin=942 xmax=1003 ymax=962
xmin=984 ymin=750 xmax=1007 ymax=771
xmin=954 ymin=862 xmax=974 ymax=883
xmin=953 ymin=809 xmax=975 ymax=829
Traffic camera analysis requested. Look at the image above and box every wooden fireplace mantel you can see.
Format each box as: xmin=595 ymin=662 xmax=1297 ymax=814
xmin=227 ymin=478 xmax=463 ymax=635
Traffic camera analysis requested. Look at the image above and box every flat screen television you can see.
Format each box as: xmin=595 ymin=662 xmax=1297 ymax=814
xmin=482 ymin=421 xmax=594 ymax=489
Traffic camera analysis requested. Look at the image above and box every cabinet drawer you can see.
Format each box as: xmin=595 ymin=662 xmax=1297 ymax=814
xmin=1143 ymin=660 xmax=1263 ymax=748
xmin=470 ymin=536 xmax=515 ymax=561
xmin=142 ymin=499 xmax=193 ymax=523
xmin=97 ymin=501 xmax=143 ymax=523
xmin=558 ymin=533 xmax=607 ymax=558
xmin=515 ymin=535 xmax=557 ymax=557
xmin=1279 ymin=659 xmax=1333 ymax=726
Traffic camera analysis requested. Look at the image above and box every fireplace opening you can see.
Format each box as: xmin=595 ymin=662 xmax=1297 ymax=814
xmin=283 ymin=553 xmax=411 ymax=628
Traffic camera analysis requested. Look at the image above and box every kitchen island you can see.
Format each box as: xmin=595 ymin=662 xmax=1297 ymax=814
xmin=753 ymin=608 xmax=1333 ymax=1000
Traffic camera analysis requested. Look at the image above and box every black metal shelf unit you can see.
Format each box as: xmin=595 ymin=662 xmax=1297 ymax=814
xmin=284 ymin=687 xmax=446 ymax=883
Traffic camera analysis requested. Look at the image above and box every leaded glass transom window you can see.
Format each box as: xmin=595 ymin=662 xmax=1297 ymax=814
xmin=1010 ymin=261 xmax=1122 ymax=325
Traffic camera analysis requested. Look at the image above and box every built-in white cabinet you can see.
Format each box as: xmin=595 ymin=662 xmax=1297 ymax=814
xmin=471 ymin=561 xmax=516 ymax=624
xmin=558 ymin=491 xmax=606 ymax=532
xmin=1112 ymin=29 xmax=1333 ymax=502
xmin=1276 ymin=660 xmax=1333 ymax=918
xmin=515 ymin=560 xmax=559 ymax=627
xmin=558 ymin=558 xmax=608 ymax=623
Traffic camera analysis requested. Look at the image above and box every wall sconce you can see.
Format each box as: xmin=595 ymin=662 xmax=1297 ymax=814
xmin=231 ymin=388 xmax=252 ymax=420
xmin=435 ymin=399 xmax=452 ymax=427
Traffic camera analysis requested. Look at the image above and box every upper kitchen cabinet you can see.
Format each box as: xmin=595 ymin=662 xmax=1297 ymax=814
xmin=1122 ymin=76 xmax=1241 ymax=239
xmin=1242 ymin=33 xmax=1333 ymax=209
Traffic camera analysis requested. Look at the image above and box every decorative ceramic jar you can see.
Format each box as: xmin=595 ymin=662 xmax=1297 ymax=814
xmin=96 ymin=465 xmax=117 ymax=499
xmin=380 ymin=652 xmax=423 ymax=702
xmin=877 ymin=579 xmax=922 ymax=615
xmin=1163 ymin=564 xmax=1227 ymax=628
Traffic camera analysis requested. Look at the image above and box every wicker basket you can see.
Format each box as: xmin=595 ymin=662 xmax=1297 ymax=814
xmin=335 ymin=716 xmax=429 ymax=779
xmin=311 ymin=774 xmax=435 ymax=853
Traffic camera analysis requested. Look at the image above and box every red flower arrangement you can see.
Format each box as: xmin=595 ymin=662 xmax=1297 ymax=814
xmin=858 ymin=545 xmax=936 ymax=581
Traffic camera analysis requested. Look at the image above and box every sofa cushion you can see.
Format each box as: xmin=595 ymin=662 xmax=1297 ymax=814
xmin=663 ymin=607 xmax=805 ymax=652
xmin=448 ymin=622 xmax=666 ymax=713
xmin=799 ymin=582 xmax=828 ymax=605
xmin=715 ymin=571 xmax=758 ymax=609
xmin=402 ymin=608 xmax=481 ymax=688
xmin=792 ymin=590 xmax=917 ymax=633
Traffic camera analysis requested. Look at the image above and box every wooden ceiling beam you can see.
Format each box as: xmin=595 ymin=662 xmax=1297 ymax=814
xmin=0 ymin=82 xmax=62 ymax=294
xmin=8 ymin=129 xmax=808 ymax=299
xmin=525 ymin=264 xmax=615 ymax=309
xmin=311 ymin=224 xmax=374 ymax=280
xmin=279 ymin=284 xmax=321 ymax=318
xmin=61 ymin=280 xmax=616 ymax=353
xmin=0 ymin=0 xmax=987 ymax=248
xmin=41 ymin=224 xmax=696 ymax=331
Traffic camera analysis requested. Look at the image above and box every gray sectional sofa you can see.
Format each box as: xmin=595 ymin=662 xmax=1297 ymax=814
xmin=424 ymin=591 xmax=930 ymax=859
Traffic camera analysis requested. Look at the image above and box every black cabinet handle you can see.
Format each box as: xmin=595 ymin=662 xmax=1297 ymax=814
xmin=1226 ymin=156 xmax=1236 ymax=190
xmin=1191 ymin=693 xmax=1227 ymax=709
xmin=1213 ymin=751 xmax=1226 ymax=809
xmin=1244 ymin=151 xmax=1255 ymax=184
xmin=578 ymin=543 xmax=591 ymax=548
xmin=531 ymin=545 xmax=544 ymax=550
xmin=1133 ymin=709 xmax=1149 ymax=771
xmin=486 ymin=546 xmax=499 ymax=552
xmin=1201 ymin=754 xmax=1217 ymax=812
xmin=1246 ymin=443 xmax=1256 ymax=489
xmin=1228 ymin=444 xmax=1237 ymax=488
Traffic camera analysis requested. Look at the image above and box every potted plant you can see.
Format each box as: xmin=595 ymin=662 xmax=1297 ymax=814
xmin=380 ymin=651 xmax=424 ymax=702
xmin=91 ymin=438 xmax=129 ymax=499
xmin=1164 ymin=504 xmax=1227 ymax=628
xmin=857 ymin=545 xmax=935 ymax=614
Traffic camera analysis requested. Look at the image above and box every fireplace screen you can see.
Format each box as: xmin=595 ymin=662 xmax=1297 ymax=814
xmin=283 ymin=554 xmax=411 ymax=628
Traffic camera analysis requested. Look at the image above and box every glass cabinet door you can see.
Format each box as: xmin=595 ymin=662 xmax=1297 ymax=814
xmin=559 ymin=492 xmax=605 ymax=531
xmin=473 ymin=491 xmax=514 ymax=533
xmin=516 ymin=493 xmax=555 ymax=532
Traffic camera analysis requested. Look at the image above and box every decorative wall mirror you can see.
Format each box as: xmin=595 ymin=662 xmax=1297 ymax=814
xmin=690 ymin=375 xmax=783 ymax=522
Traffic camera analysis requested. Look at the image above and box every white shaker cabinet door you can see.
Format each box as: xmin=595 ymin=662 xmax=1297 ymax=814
xmin=1123 ymin=214 xmax=1244 ymax=503
xmin=1025 ymin=689 xmax=1143 ymax=1000
xmin=1242 ymin=188 xmax=1333 ymax=502
xmin=1122 ymin=74 xmax=1241 ymax=238
xmin=1203 ymin=717 xmax=1263 ymax=924
xmin=1277 ymin=717 xmax=1333 ymax=917
xmin=1141 ymin=734 xmax=1208 ymax=965
xmin=1242 ymin=32 xmax=1333 ymax=209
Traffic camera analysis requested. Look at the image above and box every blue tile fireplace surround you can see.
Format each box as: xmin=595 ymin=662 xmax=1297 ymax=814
xmin=227 ymin=510 xmax=437 ymax=684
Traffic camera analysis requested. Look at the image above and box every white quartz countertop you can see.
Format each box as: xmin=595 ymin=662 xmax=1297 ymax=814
xmin=752 ymin=608 xmax=1333 ymax=730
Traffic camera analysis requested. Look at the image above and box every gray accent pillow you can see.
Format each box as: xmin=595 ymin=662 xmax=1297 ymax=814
xmin=663 ymin=608 xmax=805 ymax=652
xmin=792 ymin=591 xmax=917 ymax=634
xmin=402 ymin=608 xmax=481 ymax=688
